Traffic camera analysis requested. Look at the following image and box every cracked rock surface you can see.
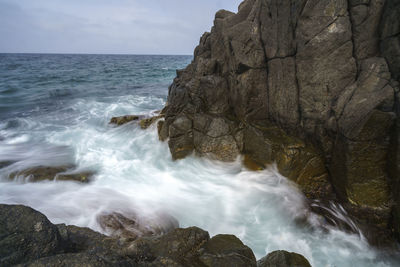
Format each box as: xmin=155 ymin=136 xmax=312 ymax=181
xmin=0 ymin=204 xmax=268 ymax=267
xmin=159 ymin=0 xmax=400 ymax=245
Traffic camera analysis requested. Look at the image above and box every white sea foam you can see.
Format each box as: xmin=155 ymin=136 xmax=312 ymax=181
xmin=0 ymin=94 xmax=398 ymax=266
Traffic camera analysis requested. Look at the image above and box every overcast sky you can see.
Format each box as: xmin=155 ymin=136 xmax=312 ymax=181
xmin=0 ymin=0 xmax=242 ymax=55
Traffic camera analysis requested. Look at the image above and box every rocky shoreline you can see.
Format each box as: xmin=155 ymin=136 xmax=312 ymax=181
xmin=0 ymin=204 xmax=311 ymax=267
xmin=2 ymin=0 xmax=400 ymax=265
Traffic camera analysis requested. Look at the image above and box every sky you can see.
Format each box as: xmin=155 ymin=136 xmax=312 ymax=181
xmin=0 ymin=0 xmax=243 ymax=55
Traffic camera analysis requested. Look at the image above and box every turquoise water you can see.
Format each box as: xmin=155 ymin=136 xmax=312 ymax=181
xmin=0 ymin=54 xmax=399 ymax=266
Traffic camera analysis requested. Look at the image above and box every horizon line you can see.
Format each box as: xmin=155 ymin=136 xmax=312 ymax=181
xmin=0 ymin=52 xmax=193 ymax=56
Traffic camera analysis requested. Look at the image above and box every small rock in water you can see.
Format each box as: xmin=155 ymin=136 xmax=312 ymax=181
xmin=0 ymin=161 xmax=14 ymax=169
xmin=97 ymin=211 xmax=178 ymax=242
xmin=257 ymin=250 xmax=312 ymax=267
xmin=9 ymin=166 xmax=95 ymax=183
xmin=109 ymin=115 xmax=141 ymax=125
xmin=57 ymin=171 xmax=95 ymax=183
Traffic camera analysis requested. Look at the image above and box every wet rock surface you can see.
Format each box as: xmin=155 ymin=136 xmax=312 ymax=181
xmin=97 ymin=211 xmax=179 ymax=242
xmin=257 ymin=250 xmax=311 ymax=267
xmin=0 ymin=205 xmax=64 ymax=266
xmin=159 ymin=0 xmax=400 ymax=245
xmin=109 ymin=114 xmax=163 ymax=129
xmin=110 ymin=115 xmax=141 ymax=125
xmin=0 ymin=204 xmax=305 ymax=267
xmin=8 ymin=166 xmax=95 ymax=183
xmin=139 ymin=115 xmax=163 ymax=129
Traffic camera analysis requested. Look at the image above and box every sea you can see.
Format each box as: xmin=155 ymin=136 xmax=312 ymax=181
xmin=0 ymin=53 xmax=399 ymax=266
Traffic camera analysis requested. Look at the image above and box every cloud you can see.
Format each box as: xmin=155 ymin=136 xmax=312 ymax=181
xmin=0 ymin=0 xmax=243 ymax=54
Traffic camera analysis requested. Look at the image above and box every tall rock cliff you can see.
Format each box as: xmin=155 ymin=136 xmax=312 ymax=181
xmin=158 ymin=0 xmax=400 ymax=245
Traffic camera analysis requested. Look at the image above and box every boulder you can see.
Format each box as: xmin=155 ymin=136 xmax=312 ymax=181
xmin=257 ymin=250 xmax=311 ymax=267
xmin=198 ymin=234 xmax=256 ymax=267
xmin=0 ymin=205 xmax=63 ymax=266
xmin=130 ymin=228 xmax=257 ymax=267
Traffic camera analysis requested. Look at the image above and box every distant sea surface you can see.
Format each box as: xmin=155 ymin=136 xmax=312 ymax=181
xmin=0 ymin=54 xmax=399 ymax=267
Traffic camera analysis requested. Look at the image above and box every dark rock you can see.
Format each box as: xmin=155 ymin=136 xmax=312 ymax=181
xmin=2 ymin=204 xmax=261 ymax=267
xmin=380 ymin=0 xmax=400 ymax=81
xmin=168 ymin=115 xmax=194 ymax=159
xmin=129 ymin=227 xmax=209 ymax=266
xmin=110 ymin=115 xmax=141 ymax=125
xmin=0 ymin=205 xmax=63 ymax=266
xmin=159 ymin=0 xmax=400 ymax=245
xmin=130 ymin=228 xmax=257 ymax=267
xmin=257 ymin=250 xmax=311 ymax=267
xmin=18 ymin=253 xmax=114 ymax=267
xmin=198 ymin=234 xmax=256 ymax=267
xmin=0 ymin=161 xmax=14 ymax=169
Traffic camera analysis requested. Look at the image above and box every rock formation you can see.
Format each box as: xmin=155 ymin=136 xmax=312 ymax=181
xmin=158 ymin=0 xmax=400 ymax=245
xmin=0 ymin=204 xmax=311 ymax=267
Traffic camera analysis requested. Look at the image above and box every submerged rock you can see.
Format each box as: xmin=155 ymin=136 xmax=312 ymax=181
xmin=9 ymin=166 xmax=95 ymax=183
xmin=0 ymin=204 xmax=268 ymax=267
xmin=97 ymin=211 xmax=178 ymax=242
xmin=56 ymin=171 xmax=95 ymax=183
xmin=257 ymin=250 xmax=311 ymax=267
xmin=110 ymin=115 xmax=141 ymax=125
xmin=0 ymin=161 xmax=14 ymax=169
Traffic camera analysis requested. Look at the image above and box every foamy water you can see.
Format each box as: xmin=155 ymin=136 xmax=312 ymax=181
xmin=0 ymin=93 xmax=398 ymax=266
xmin=0 ymin=54 xmax=399 ymax=266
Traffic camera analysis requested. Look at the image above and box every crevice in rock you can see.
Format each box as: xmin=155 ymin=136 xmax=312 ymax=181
xmin=304 ymin=16 xmax=341 ymax=47
xmin=266 ymin=54 xmax=296 ymax=62
xmin=292 ymin=1 xmax=302 ymax=127
xmin=256 ymin=0 xmax=270 ymax=117
xmin=347 ymin=0 xmax=361 ymax=80
xmin=300 ymin=0 xmax=310 ymax=17
xmin=380 ymin=31 xmax=400 ymax=41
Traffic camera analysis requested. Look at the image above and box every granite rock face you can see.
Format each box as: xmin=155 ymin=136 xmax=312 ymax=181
xmin=159 ymin=0 xmax=400 ymax=244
